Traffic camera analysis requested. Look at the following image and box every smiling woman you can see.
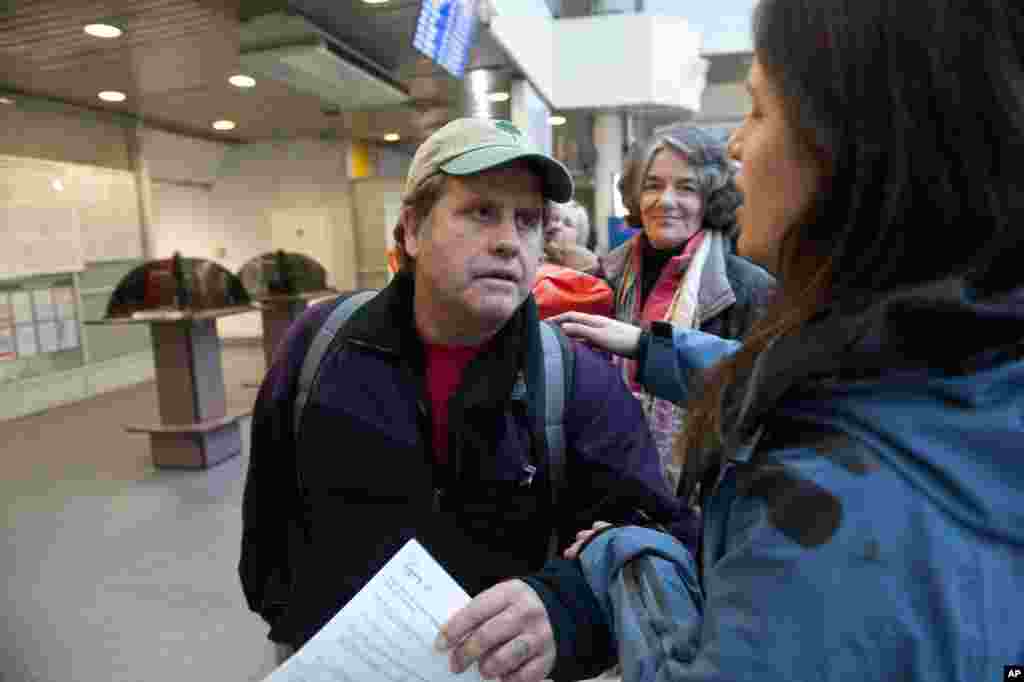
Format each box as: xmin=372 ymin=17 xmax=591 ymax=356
xmin=594 ymin=122 xmax=776 ymax=490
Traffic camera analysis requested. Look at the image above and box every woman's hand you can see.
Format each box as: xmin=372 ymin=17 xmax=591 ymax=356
xmin=563 ymin=521 xmax=613 ymax=560
xmin=547 ymin=312 xmax=643 ymax=358
xmin=436 ymin=580 xmax=555 ymax=682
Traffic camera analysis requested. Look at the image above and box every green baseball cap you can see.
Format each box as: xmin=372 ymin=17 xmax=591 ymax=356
xmin=404 ymin=118 xmax=574 ymax=203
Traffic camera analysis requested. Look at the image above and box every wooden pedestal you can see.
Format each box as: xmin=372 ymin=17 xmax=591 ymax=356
xmin=126 ymin=412 xmax=246 ymax=469
xmin=89 ymin=306 xmax=256 ymax=469
xmin=243 ymin=290 xmax=339 ymax=389
xmin=260 ymin=299 xmax=308 ymax=367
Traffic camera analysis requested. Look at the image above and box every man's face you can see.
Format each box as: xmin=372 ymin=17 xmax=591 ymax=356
xmin=405 ymin=162 xmax=545 ymax=335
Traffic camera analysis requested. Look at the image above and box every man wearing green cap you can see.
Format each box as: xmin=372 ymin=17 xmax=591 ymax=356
xmin=240 ymin=119 xmax=692 ymax=676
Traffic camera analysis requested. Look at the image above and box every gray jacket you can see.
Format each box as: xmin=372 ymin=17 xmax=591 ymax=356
xmin=599 ymin=232 xmax=776 ymax=340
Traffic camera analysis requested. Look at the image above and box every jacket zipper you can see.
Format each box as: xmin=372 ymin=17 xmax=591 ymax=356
xmin=417 ymin=397 xmax=444 ymax=512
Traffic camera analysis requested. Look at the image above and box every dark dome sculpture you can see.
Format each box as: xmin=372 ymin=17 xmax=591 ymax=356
xmin=238 ymin=250 xmax=329 ymax=299
xmin=106 ymin=253 xmax=251 ymax=318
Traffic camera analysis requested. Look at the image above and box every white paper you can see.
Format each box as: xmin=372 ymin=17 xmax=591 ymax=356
xmin=130 ymin=309 xmax=186 ymax=321
xmin=54 ymin=287 xmax=76 ymax=321
xmin=16 ymin=324 xmax=37 ymax=356
xmin=265 ymin=539 xmax=486 ymax=682
xmin=60 ymin=319 xmax=80 ymax=350
xmin=32 ymin=289 xmax=56 ymax=321
xmin=11 ymin=292 xmax=33 ymax=324
xmin=0 ymin=328 xmax=14 ymax=359
xmin=0 ymin=293 xmax=10 ymax=326
xmin=37 ymin=321 xmax=59 ymax=353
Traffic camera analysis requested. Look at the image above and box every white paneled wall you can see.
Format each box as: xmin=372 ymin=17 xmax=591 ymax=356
xmin=141 ymin=129 xmax=229 ymax=186
xmin=1 ymin=116 xmax=399 ymax=341
xmin=351 ymin=178 xmax=403 ymax=290
xmin=144 ymin=133 xmax=359 ymax=339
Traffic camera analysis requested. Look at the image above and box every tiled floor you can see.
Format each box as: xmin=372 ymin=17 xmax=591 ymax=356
xmin=0 ymin=344 xmax=280 ymax=682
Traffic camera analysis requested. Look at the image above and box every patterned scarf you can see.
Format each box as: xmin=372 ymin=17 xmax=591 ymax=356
xmin=613 ymin=230 xmax=713 ymax=492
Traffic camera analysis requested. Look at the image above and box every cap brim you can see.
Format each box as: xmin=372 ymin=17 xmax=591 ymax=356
xmin=440 ymin=146 xmax=574 ymax=203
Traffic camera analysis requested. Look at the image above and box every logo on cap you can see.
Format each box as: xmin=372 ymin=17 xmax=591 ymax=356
xmin=494 ymin=120 xmax=524 ymax=140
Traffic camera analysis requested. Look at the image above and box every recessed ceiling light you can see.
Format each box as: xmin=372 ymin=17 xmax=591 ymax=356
xmin=51 ymin=179 xmax=65 ymax=192
xmin=212 ymin=120 xmax=236 ymax=131
xmin=549 ymin=115 xmax=567 ymax=126
xmin=229 ymin=74 xmax=256 ymax=88
xmin=84 ymin=23 xmax=123 ymax=39
xmin=469 ymin=69 xmax=490 ymax=97
xmin=98 ymin=91 xmax=126 ymax=102
xmin=0 ymin=97 xmax=14 ymax=105
xmin=384 ymin=133 xmax=401 ymax=142
xmin=487 ymin=91 xmax=510 ymax=102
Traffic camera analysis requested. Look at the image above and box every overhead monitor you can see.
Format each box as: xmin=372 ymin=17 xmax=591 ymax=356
xmin=413 ymin=0 xmax=480 ymax=79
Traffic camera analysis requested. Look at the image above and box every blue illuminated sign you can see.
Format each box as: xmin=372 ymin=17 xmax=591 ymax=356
xmin=413 ymin=0 xmax=479 ymax=79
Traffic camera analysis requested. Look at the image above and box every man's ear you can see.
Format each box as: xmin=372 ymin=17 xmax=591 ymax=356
xmin=400 ymin=206 xmax=422 ymax=259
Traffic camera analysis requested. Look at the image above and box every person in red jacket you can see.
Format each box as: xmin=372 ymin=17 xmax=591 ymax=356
xmin=533 ymin=200 xmax=613 ymax=320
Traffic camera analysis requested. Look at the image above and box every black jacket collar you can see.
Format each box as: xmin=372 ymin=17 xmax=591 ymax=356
xmin=342 ymin=269 xmax=544 ymax=412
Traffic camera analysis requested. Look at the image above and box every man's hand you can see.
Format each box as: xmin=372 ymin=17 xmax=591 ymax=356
xmin=547 ymin=312 xmax=643 ymax=358
xmin=563 ymin=521 xmax=613 ymax=560
xmin=436 ymin=580 xmax=555 ymax=682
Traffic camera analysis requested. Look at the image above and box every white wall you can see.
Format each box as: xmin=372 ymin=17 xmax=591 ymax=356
xmin=0 ymin=107 xmax=368 ymax=342
xmin=694 ymin=81 xmax=749 ymax=125
xmin=491 ymin=14 xmax=705 ymax=112
xmin=351 ymin=178 xmax=404 ymax=290
xmin=143 ymin=132 xmax=358 ymax=339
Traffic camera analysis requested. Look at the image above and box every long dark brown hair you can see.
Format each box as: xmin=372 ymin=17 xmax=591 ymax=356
xmin=677 ymin=0 xmax=1024 ymax=501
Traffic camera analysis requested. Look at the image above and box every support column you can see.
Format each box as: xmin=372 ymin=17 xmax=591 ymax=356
xmin=592 ymin=111 xmax=624 ymax=255
xmin=510 ymin=79 xmax=553 ymax=156
xmin=127 ymin=121 xmax=157 ymax=260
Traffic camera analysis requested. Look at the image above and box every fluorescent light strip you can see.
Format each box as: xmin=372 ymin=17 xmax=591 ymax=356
xmin=84 ymin=24 xmax=123 ymax=38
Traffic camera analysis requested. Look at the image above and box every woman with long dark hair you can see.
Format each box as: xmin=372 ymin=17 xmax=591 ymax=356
xmin=434 ymin=0 xmax=1024 ymax=679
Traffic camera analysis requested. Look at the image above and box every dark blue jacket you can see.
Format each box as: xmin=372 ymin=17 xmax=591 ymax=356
xmin=529 ymin=279 xmax=1024 ymax=681
xmin=239 ymin=271 xmax=693 ymax=650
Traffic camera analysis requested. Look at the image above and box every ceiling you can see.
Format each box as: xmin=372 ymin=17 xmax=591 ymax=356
xmin=0 ymin=0 xmax=515 ymax=146
xmin=0 ymin=0 xmax=747 ymax=150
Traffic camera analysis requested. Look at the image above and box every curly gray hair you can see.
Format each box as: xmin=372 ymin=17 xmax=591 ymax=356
xmin=618 ymin=122 xmax=742 ymax=237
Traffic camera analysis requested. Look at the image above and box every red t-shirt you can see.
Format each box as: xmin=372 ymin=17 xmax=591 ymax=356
xmin=425 ymin=341 xmax=488 ymax=465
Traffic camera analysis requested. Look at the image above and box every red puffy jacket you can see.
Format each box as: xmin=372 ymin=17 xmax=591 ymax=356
xmin=532 ymin=263 xmax=614 ymax=320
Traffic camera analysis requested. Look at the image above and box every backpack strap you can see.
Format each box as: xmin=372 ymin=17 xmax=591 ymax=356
xmin=291 ymin=300 xmax=575 ymax=556
xmin=293 ymin=289 xmax=378 ymax=436
xmin=539 ymin=321 xmax=574 ymax=555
